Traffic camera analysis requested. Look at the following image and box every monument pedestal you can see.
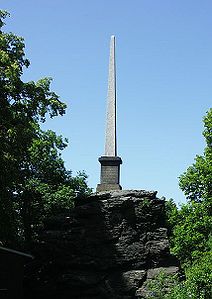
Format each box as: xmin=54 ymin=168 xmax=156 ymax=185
xmin=96 ymin=156 xmax=122 ymax=192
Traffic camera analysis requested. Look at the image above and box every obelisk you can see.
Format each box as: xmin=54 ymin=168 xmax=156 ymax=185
xmin=96 ymin=36 xmax=122 ymax=192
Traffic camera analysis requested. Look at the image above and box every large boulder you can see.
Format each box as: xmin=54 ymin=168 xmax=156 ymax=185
xmin=24 ymin=190 xmax=179 ymax=298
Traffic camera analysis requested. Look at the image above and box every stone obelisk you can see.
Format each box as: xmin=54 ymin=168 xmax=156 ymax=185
xmin=96 ymin=36 xmax=122 ymax=192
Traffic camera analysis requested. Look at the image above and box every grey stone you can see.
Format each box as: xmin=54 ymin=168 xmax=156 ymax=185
xmin=136 ymin=267 xmax=179 ymax=298
xmin=97 ymin=36 xmax=122 ymax=192
xmin=105 ymin=35 xmax=117 ymax=157
xmin=147 ymin=266 xmax=179 ymax=279
xmin=106 ymin=270 xmax=146 ymax=295
xmin=24 ymin=190 xmax=179 ymax=299
xmin=96 ymin=183 xmax=122 ymax=192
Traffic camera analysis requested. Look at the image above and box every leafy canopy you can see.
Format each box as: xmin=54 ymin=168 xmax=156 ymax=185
xmin=164 ymin=109 xmax=212 ymax=299
xmin=0 ymin=11 xmax=91 ymax=246
xmin=179 ymin=109 xmax=212 ymax=202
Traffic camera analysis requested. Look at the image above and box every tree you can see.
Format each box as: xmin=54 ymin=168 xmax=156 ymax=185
xmin=164 ymin=109 xmax=212 ymax=298
xmin=167 ymin=200 xmax=211 ymax=266
xmin=15 ymin=128 xmax=91 ymax=245
xmin=179 ymin=109 xmax=212 ymax=202
xmin=175 ymin=109 xmax=212 ymax=266
xmin=0 ymin=11 xmax=91 ymax=247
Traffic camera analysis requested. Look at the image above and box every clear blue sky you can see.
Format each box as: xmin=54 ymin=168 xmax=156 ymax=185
xmin=2 ymin=0 xmax=212 ymax=204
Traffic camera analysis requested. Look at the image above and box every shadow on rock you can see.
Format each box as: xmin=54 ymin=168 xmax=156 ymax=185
xmin=24 ymin=190 xmax=179 ymax=299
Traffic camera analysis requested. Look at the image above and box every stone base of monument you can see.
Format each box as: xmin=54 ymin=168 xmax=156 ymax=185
xmin=96 ymin=183 xmax=122 ymax=192
xmin=96 ymin=156 xmax=122 ymax=192
xmin=24 ymin=190 xmax=180 ymax=299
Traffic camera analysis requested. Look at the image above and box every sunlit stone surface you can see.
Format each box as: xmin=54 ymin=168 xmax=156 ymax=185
xmin=105 ymin=35 xmax=117 ymax=156
xmin=97 ymin=36 xmax=122 ymax=192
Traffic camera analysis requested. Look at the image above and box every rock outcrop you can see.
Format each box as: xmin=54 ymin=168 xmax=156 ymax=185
xmin=24 ymin=190 xmax=179 ymax=298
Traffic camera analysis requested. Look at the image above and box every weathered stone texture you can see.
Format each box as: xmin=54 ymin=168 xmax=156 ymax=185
xmin=97 ymin=156 xmax=122 ymax=191
xmin=105 ymin=35 xmax=117 ymax=157
xmin=24 ymin=190 xmax=179 ymax=298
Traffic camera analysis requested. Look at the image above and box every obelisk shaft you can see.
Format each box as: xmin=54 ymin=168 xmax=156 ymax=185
xmin=96 ymin=35 xmax=122 ymax=192
xmin=105 ymin=35 xmax=117 ymax=156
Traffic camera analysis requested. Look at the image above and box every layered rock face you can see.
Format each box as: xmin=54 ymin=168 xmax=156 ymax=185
xmin=25 ymin=190 xmax=179 ymax=299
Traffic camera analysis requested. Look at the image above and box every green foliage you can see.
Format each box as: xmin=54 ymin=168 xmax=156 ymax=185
xmin=166 ymin=282 xmax=188 ymax=299
xmin=167 ymin=253 xmax=212 ymax=299
xmin=145 ymin=255 xmax=212 ymax=299
xmin=162 ymin=109 xmax=212 ymax=299
xmin=140 ymin=198 xmax=151 ymax=209
xmin=165 ymin=200 xmax=212 ymax=298
xmin=179 ymin=108 xmax=212 ymax=202
xmin=0 ymin=11 xmax=91 ymax=247
xmin=174 ymin=110 xmax=212 ymax=266
xmin=165 ymin=199 xmax=178 ymax=236
xmin=184 ymin=253 xmax=212 ymax=299
xmin=167 ymin=200 xmax=211 ymax=266
xmin=145 ymin=270 xmax=178 ymax=299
